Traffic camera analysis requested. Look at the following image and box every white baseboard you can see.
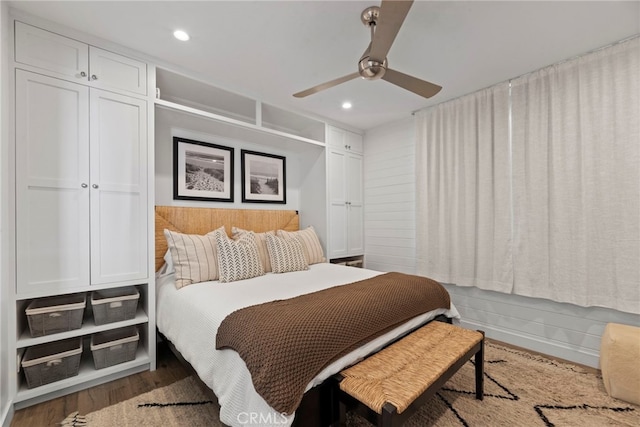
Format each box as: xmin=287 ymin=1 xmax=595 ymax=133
xmin=1 ymin=404 xmax=13 ymax=427
xmin=459 ymin=318 xmax=601 ymax=369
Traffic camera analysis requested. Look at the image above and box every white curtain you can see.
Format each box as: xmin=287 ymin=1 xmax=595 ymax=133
xmin=415 ymin=37 xmax=639 ymax=314
xmin=510 ymin=38 xmax=640 ymax=313
xmin=415 ymin=84 xmax=513 ymax=293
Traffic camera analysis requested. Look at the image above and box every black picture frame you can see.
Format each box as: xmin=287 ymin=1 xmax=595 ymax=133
xmin=241 ymin=149 xmax=286 ymax=204
xmin=173 ymin=137 xmax=234 ymax=202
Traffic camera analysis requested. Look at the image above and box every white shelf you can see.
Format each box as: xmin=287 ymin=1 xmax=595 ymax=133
xmin=261 ymin=102 xmax=326 ymax=142
xmin=156 ymin=66 xmax=256 ymax=124
xmin=17 ymin=308 xmax=149 ymax=348
xmin=15 ymin=346 xmax=149 ymax=403
xmin=155 ymin=66 xmax=326 ymax=148
xmin=156 ymin=99 xmax=326 ymax=148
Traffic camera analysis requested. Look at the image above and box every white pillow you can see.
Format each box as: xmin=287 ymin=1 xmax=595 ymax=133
xmin=164 ymin=249 xmax=175 ymax=274
xmin=265 ymin=233 xmax=309 ymax=274
xmin=164 ymin=227 xmax=223 ymax=289
xmin=232 ymin=227 xmax=275 ymax=273
xmin=214 ymin=229 xmax=265 ymax=283
xmin=156 ymin=250 xmax=175 ymax=278
xmin=277 ymin=226 xmax=325 ymax=265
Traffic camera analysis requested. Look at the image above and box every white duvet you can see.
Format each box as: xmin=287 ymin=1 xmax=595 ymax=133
xmin=156 ymin=263 xmax=460 ymax=427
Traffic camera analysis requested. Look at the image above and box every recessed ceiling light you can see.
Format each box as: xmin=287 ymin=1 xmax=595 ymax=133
xmin=342 ymin=101 xmax=352 ymax=109
xmin=173 ymin=30 xmax=190 ymax=41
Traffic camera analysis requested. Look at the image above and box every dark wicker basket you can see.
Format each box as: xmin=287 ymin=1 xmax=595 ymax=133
xmin=26 ymin=293 xmax=86 ymax=337
xmin=91 ymin=287 xmax=139 ymax=325
xmin=22 ymin=338 xmax=83 ymax=388
xmin=90 ymin=326 xmax=139 ymax=369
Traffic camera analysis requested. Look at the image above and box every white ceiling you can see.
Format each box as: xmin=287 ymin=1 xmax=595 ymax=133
xmin=8 ymin=1 xmax=639 ymax=131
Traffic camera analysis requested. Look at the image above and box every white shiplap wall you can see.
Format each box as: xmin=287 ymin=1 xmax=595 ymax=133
xmin=363 ymin=117 xmax=416 ymax=274
xmin=363 ymin=117 xmax=640 ymax=368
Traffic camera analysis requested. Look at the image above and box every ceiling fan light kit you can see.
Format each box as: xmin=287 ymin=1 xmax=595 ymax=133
xmin=293 ymin=0 xmax=442 ymax=100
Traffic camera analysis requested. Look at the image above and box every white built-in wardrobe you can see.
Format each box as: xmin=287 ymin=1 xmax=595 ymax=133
xmin=11 ymin=21 xmax=155 ymax=408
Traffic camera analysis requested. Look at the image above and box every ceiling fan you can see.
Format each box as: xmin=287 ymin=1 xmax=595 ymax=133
xmin=293 ymin=0 xmax=442 ymax=99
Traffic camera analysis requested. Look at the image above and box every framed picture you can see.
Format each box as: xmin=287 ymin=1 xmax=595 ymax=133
xmin=173 ymin=137 xmax=234 ymax=202
xmin=241 ymin=150 xmax=286 ymax=204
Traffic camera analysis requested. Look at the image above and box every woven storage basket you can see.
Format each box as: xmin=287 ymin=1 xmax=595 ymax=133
xmin=91 ymin=287 xmax=139 ymax=325
xmin=90 ymin=326 xmax=139 ymax=369
xmin=21 ymin=337 xmax=83 ymax=389
xmin=26 ymin=293 xmax=86 ymax=337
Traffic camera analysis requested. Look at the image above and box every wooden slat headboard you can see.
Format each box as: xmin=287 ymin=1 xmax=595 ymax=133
xmin=155 ymin=206 xmax=300 ymax=271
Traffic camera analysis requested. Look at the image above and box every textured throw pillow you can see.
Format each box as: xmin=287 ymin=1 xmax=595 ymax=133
xmin=277 ymin=226 xmax=325 ymax=265
xmin=265 ymin=233 xmax=309 ymax=274
xmin=232 ymin=227 xmax=275 ymax=273
xmin=164 ymin=227 xmax=223 ymax=289
xmin=214 ymin=229 xmax=265 ymax=283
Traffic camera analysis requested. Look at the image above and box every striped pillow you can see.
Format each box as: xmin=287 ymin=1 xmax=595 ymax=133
xmin=277 ymin=226 xmax=325 ymax=265
xmin=232 ymin=227 xmax=275 ymax=273
xmin=214 ymin=229 xmax=265 ymax=283
xmin=164 ymin=227 xmax=223 ymax=289
xmin=265 ymin=233 xmax=309 ymax=274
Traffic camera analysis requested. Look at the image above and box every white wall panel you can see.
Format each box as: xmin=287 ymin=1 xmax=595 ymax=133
xmin=364 ymin=116 xmax=640 ymax=368
xmin=445 ymin=284 xmax=640 ymax=368
xmin=363 ymin=117 xmax=416 ymax=274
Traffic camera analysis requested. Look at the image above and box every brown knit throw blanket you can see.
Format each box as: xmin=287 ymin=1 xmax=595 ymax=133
xmin=215 ymin=272 xmax=451 ymax=415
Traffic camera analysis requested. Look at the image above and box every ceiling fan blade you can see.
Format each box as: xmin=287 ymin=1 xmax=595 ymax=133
xmin=293 ymin=72 xmax=360 ymax=98
xmin=369 ymin=0 xmax=414 ymax=63
xmin=382 ymin=68 xmax=442 ymax=99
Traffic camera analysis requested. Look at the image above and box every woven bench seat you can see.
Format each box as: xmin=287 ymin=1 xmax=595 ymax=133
xmin=336 ymin=321 xmax=484 ymax=427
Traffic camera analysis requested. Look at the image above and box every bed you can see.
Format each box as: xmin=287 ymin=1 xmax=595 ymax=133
xmin=154 ymin=206 xmax=460 ymax=427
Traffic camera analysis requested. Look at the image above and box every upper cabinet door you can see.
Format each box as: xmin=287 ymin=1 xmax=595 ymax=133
xmin=89 ymin=46 xmax=147 ymax=96
xmin=15 ymin=22 xmax=147 ymax=96
xmin=90 ymin=89 xmax=148 ymax=285
xmin=15 ymin=21 xmax=89 ymax=81
xmin=344 ymin=130 xmax=363 ymax=154
xmin=327 ymin=125 xmax=363 ymax=153
xmin=327 ymin=126 xmax=345 ymax=150
xmin=15 ymin=70 xmax=91 ymax=296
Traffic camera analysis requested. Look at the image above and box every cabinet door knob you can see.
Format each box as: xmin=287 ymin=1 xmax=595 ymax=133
xmin=80 ymin=71 xmax=87 ymax=78
xmin=81 ymin=183 xmax=88 ymax=188
xmin=91 ymin=74 xmax=98 ymax=81
xmin=92 ymin=184 xmax=99 ymax=189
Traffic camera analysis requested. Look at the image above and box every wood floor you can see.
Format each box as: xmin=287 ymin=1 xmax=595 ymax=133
xmin=10 ymin=342 xmax=191 ymax=427
xmin=10 ymin=338 xmax=599 ymax=426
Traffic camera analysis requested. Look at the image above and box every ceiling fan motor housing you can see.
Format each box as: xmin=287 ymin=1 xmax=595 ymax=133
xmin=358 ymin=56 xmax=387 ymax=80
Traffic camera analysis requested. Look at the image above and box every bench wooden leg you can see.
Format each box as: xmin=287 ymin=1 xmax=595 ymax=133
xmin=380 ymin=402 xmax=398 ymax=427
xmin=338 ymin=399 xmax=347 ymax=427
xmin=475 ymin=331 xmax=485 ymax=400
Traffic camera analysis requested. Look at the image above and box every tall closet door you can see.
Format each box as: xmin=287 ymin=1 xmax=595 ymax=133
xmin=15 ymin=70 xmax=90 ymax=295
xmin=328 ymin=149 xmax=348 ymax=258
xmin=89 ymin=90 xmax=147 ymax=285
xmin=346 ymin=153 xmax=364 ymax=254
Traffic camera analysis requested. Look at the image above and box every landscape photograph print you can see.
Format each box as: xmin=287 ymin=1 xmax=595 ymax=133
xmin=241 ymin=149 xmax=286 ymax=204
xmin=173 ymin=136 xmax=234 ymax=202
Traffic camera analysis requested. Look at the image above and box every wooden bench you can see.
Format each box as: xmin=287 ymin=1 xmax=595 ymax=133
xmin=335 ymin=321 xmax=484 ymax=427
